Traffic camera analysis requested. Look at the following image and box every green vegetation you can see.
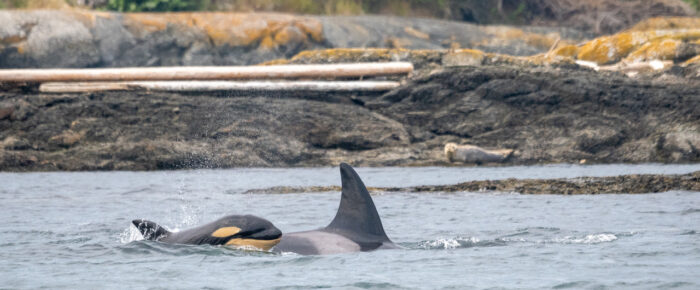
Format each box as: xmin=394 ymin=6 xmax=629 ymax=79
xmin=0 ymin=0 xmax=27 ymax=9
xmin=683 ymin=0 xmax=699 ymax=11
xmin=106 ymin=0 xmax=208 ymax=12
xmin=0 ymin=0 xmax=449 ymax=14
xmin=0 ymin=0 xmax=697 ymax=13
xmin=102 ymin=0 xmax=448 ymax=14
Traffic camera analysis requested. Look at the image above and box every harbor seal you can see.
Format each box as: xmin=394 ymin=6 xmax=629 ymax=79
xmin=444 ymin=142 xmax=513 ymax=163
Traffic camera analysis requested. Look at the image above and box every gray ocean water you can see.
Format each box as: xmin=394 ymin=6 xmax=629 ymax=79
xmin=1 ymin=163 xmax=699 ymax=289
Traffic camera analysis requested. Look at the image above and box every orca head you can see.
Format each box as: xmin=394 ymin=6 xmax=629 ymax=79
xmin=132 ymin=219 xmax=171 ymax=241
xmin=132 ymin=215 xmax=282 ymax=251
xmin=211 ymin=214 xmax=283 ymax=251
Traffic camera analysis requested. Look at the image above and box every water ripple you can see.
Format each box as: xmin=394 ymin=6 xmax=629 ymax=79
xmin=550 ymin=233 xmax=618 ymax=244
xmin=681 ymin=208 xmax=700 ymax=215
xmin=416 ymin=237 xmax=506 ymax=249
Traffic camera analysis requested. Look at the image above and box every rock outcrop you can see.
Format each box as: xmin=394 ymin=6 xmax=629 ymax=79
xmin=1 ymin=64 xmax=699 ymax=171
xmin=450 ymin=0 xmax=697 ymax=35
xmin=244 ymin=171 xmax=700 ymax=195
xmin=0 ymin=10 xmax=585 ymax=68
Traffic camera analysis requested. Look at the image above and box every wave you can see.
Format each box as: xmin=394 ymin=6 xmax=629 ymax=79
xmin=415 ymin=231 xmax=623 ymax=250
xmin=681 ymin=208 xmax=700 ymax=215
xmin=416 ymin=237 xmax=506 ymax=250
xmin=550 ymin=233 xmax=618 ymax=244
xmin=119 ymin=225 xmax=144 ymax=244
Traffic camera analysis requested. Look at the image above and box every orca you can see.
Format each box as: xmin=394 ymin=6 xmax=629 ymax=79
xmin=132 ymin=215 xmax=282 ymax=251
xmin=272 ymin=163 xmax=398 ymax=255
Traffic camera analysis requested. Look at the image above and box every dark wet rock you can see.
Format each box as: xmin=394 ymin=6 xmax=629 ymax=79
xmin=245 ymin=171 xmax=700 ymax=195
xmin=48 ymin=130 xmax=83 ymax=148
xmin=449 ymin=0 xmax=696 ymax=35
xmin=0 ymin=105 xmax=13 ymax=120
xmin=408 ymin=171 xmax=700 ymax=195
xmin=9 ymin=100 xmax=36 ymax=121
xmin=1 ymin=136 xmax=30 ymax=150
xmin=372 ymin=66 xmax=700 ymax=165
xmin=1 ymin=64 xmax=699 ymax=171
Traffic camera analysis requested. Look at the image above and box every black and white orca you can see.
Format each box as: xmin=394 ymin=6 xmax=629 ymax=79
xmin=132 ymin=163 xmax=397 ymax=255
xmin=132 ymin=215 xmax=282 ymax=251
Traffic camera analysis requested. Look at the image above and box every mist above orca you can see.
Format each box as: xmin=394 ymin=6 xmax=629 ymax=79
xmin=131 ymin=163 xmax=396 ymax=255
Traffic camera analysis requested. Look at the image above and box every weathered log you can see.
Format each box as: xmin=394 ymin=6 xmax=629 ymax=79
xmin=39 ymin=81 xmax=402 ymax=93
xmin=0 ymin=63 xmax=413 ymax=82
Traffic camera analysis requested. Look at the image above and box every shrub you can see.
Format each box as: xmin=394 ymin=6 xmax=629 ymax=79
xmin=106 ymin=0 xmax=208 ymax=12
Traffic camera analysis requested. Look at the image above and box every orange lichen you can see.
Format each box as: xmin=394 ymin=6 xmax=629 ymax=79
xmin=0 ymin=35 xmax=26 ymax=45
xmin=442 ymin=49 xmax=485 ymax=66
xmin=577 ymin=28 xmax=700 ymax=64
xmin=69 ymin=9 xmax=113 ymax=27
xmin=577 ymin=32 xmax=652 ymax=64
xmin=404 ymin=27 xmax=430 ymax=40
xmin=489 ymin=53 xmax=542 ymax=66
xmin=258 ymin=35 xmax=276 ymax=50
xmin=531 ymin=44 xmax=580 ymax=65
xmin=551 ymin=44 xmax=579 ymax=58
xmin=26 ymin=0 xmax=70 ymax=9
xmin=285 ymin=48 xmax=443 ymax=65
xmin=624 ymin=38 xmax=681 ymax=62
xmin=123 ymin=13 xmax=172 ymax=32
xmin=684 ymin=54 xmax=700 ymax=65
xmin=258 ymin=58 xmax=290 ymax=65
xmin=16 ymin=43 xmax=25 ymax=54
xmin=191 ymin=13 xmax=270 ymax=47
xmin=628 ymin=17 xmax=700 ymax=31
xmin=273 ymin=25 xmax=306 ymax=46
xmin=643 ymin=30 xmax=700 ymax=43
xmin=290 ymin=48 xmax=404 ymax=62
xmin=294 ymin=19 xmax=324 ymax=42
xmin=481 ymin=26 xmax=560 ymax=51
xmin=122 ymin=12 xmax=323 ymax=48
xmin=385 ymin=37 xmax=416 ymax=49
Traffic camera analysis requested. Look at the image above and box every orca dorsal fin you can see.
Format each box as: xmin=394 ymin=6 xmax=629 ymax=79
xmin=325 ymin=163 xmax=391 ymax=242
xmin=132 ymin=219 xmax=171 ymax=241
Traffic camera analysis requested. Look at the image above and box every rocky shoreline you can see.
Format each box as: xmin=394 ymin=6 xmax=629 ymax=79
xmin=244 ymin=171 xmax=700 ymax=195
xmin=0 ymin=10 xmax=584 ymax=68
xmin=1 ymin=63 xmax=699 ymax=171
xmin=1 ymin=10 xmax=699 ymax=171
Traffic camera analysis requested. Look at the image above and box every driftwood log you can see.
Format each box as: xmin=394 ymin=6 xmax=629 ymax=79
xmin=0 ymin=63 xmax=413 ymax=82
xmin=38 ymin=81 xmax=402 ymax=93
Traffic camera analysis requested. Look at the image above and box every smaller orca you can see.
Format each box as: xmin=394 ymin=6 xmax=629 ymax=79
xmin=272 ymin=163 xmax=398 ymax=255
xmin=132 ymin=215 xmax=282 ymax=251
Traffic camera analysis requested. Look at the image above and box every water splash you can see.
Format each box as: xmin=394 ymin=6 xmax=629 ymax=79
xmin=170 ymin=176 xmax=202 ymax=230
xmin=119 ymin=225 xmax=144 ymax=244
xmin=551 ymin=233 xmax=618 ymax=244
xmin=416 ymin=236 xmax=504 ymax=249
xmin=419 ymin=237 xmax=475 ymax=249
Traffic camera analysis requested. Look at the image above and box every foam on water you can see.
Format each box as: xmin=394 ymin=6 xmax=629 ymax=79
xmin=552 ymin=233 xmax=618 ymax=244
xmin=118 ymin=225 xmax=143 ymax=244
xmin=418 ymin=237 xmax=481 ymax=249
